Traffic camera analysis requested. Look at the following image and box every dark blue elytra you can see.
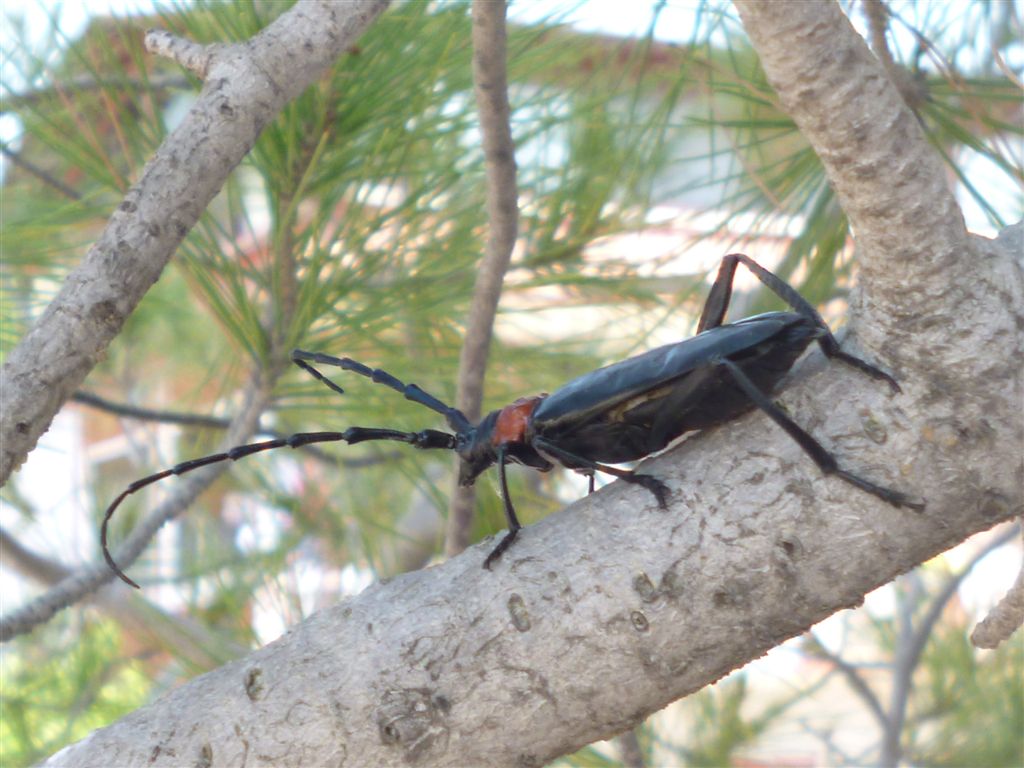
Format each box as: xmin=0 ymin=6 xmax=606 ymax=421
xmin=530 ymin=312 xmax=825 ymax=464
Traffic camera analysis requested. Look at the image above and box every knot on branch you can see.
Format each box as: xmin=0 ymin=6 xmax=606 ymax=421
xmin=145 ymin=29 xmax=216 ymax=80
xmin=375 ymin=688 xmax=451 ymax=761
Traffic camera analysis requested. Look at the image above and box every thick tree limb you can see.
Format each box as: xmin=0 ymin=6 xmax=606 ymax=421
xmin=0 ymin=0 xmax=389 ymax=485
xmin=41 ymin=319 xmax=1022 ymax=766
xmin=735 ymin=0 xmax=1023 ymax=645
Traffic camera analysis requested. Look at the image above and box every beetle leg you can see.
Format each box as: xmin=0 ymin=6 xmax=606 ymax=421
xmin=717 ymin=358 xmax=924 ymax=510
xmin=699 ymin=255 xmax=901 ymax=393
xmin=700 ymin=253 xmax=827 ymax=334
xmin=570 ymin=468 xmax=596 ymax=493
xmin=531 ymin=437 xmax=671 ymax=509
xmin=696 ymin=254 xmax=741 ymax=332
xmin=816 ymin=338 xmax=901 ymax=394
xmin=484 ymin=446 xmax=523 ymax=570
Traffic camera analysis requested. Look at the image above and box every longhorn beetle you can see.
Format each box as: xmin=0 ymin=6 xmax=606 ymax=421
xmin=102 ymin=254 xmax=923 ymax=586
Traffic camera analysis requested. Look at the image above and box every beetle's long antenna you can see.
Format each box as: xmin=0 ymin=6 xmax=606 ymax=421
xmin=102 ymin=427 xmax=457 ymax=588
xmin=699 ymin=254 xmax=901 ymax=392
xmin=291 ymin=350 xmax=473 ymax=433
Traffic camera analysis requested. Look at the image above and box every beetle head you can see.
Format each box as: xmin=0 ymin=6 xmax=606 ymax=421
xmin=456 ymin=411 xmax=500 ymax=486
xmin=455 ymin=399 xmax=553 ymax=487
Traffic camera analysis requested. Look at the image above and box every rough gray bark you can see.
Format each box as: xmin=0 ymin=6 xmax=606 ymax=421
xmin=0 ymin=0 xmax=389 ymax=484
xmin=733 ymin=0 xmax=1020 ymax=541
xmin=38 ymin=1 xmax=1024 ymax=766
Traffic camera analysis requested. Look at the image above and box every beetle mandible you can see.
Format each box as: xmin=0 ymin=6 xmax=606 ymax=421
xmin=101 ymin=253 xmax=923 ymax=586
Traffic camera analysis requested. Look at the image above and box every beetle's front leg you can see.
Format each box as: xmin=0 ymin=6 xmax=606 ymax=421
xmin=483 ymin=447 xmax=523 ymax=570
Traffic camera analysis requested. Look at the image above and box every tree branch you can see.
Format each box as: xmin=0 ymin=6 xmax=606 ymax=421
xmin=144 ymin=29 xmax=216 ymax=79
xmin=971 ymin=521 xmax=1024 ymax=648
xmin=804 ymin=632 xmax=889 ymax=729
xmin=0 ymin=142 xmax=83 ymax=200
xmin=34 ymin=3 xmax=1024 ymax=765
xmin=734 ymin=0 xmax=971 ymax=300
xmin=863 ymin=0 xmax=928 ymax=112
xmin=0 ymin=0 xmax=389 ymax=485
xmin=447 ymin=0 xmax=520 ymax=556
xmin=0 ymin=524 xmax=246 ymax=669
xmin=734 ymin=0 xmax=1024 ymax=691
xmin=886 ymin=524 xmax=1022 ymax=762
xmin=807 ymin=525 xmax=1018 ymax=765
xmin=0 ymin=372 xmax=271 ymax=641
xmin=40 ymin=378 xmax=1020 ymax=767
xmin=1 ymin=72 xmax=192 ymax=109
xmin=1 ymin=0 xmax=391 ymax=639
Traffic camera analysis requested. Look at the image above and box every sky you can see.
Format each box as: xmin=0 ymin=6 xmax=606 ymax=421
xmin=3 ymin=0 xmax=1019 ymax=231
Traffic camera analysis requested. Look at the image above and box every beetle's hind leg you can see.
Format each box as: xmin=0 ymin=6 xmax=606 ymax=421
xmin=624 ymin=472 xmax=671 ymax=509
xmin=717 ymin=358 xmax=924 ymax=510
xmin=531 ymin=437 xmax=671 ymax=509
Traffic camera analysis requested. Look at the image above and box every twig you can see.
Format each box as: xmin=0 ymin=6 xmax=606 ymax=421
xmin=971 ymin=521 xmax=1024 ymax=649
xmin=0 ymin=524 xmax=246 ymax=668
xmin=616 ymin=728 xmax=646 ymax=768
xmin=0 ymin=373 xmax=270 ymax=642
xmin=863 ymin=0 xmax=929 ymax=112
xmin=805 ymin=632 xmax=889 ymax=727
xmin=0 ymin=524 xmax=68 ymax=585
xmin=446 ymin=0 xmax=519 ymax=557
xmin=72 ymin=390 xmax=238 ymax=429
xmin=864 ymin=0 xmax=897 ymax=73
xmin=1 ymin=73 xmax=192 ymax=109
xmin=144 ymin=29 xmax=216 ymax=80
xmin=804 ymin=524 xmax=1019 ymax=765
xmin=899 ymin=524 xmax=1019 ymax=678
xmin=0 ymin=142 xmax=82 ymax=200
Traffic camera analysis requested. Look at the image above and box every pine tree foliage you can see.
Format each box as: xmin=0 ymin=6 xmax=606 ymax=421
xmin=0 ymin=1 xmax=1020 ymax=764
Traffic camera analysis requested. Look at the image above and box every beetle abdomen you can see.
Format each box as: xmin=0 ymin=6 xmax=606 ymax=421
xmin=532 ymin=313 xmax=823 ymax=464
